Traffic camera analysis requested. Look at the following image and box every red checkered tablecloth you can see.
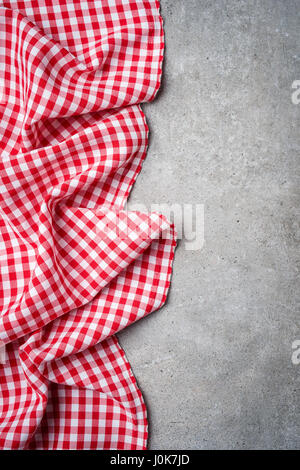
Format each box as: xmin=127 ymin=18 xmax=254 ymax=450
xmin=0 ymin=0 xmax=176 ymax=449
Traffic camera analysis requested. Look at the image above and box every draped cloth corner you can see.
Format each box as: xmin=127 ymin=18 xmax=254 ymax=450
xmin=0 ymin=0 xmax=176 ymax=449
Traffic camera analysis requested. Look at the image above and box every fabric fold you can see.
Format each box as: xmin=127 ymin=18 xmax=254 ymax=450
xmin=0 ymin=0 xmax=175 ymax=449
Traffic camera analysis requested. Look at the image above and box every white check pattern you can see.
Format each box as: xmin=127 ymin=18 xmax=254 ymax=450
xmin=0 ymin=0 xmax=176 ymax=449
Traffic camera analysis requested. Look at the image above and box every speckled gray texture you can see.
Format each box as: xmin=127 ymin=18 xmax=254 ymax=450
xmin=118 ymin=0 xmax=300 ymax=449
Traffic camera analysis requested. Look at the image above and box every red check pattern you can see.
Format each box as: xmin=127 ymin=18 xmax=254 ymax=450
xmin=0 ymin=0 xmax=176 ymax=449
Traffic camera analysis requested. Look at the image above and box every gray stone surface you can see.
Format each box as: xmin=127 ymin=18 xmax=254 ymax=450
xmin=118 ymin=0 xmax=300 ymax=449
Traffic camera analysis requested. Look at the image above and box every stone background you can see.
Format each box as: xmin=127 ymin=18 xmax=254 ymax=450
xmin=118 ymin=0 xmax=300 ymax=449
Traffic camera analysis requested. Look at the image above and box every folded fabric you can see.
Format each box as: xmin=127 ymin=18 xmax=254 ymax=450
xmin=0 ymin=0 xmax=176 ymax=449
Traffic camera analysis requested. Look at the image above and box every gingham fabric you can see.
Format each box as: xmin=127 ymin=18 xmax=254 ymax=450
xmin=0 ymin=0 xmax=176 ymax=449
